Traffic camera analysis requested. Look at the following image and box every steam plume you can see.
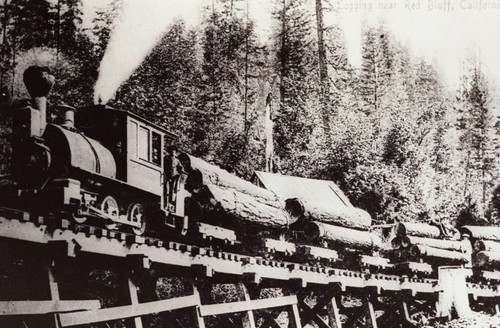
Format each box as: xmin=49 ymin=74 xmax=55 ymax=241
xmin=94 ymin=0 xmax=205 ymax=104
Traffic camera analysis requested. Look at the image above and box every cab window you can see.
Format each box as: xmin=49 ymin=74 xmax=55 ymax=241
xmin=152 ymin=132 xmax=161 ymax=165
xmin=138 ymin=126 xmax=150 ymax=161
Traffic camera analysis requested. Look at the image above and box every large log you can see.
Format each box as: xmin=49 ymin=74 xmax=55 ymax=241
xmin=395 ymin=222 xmax=441 ymax=238
xmin=177 ymin=153 xmax=292 ymax=228
xmin=183 ymin=154 xmax=282 ymax=208
xmin=304 ymin=221 xmax=382 ymax=251
xmin=473 ymin=251 xmax=500 ymax=269
xmin=285 ymin=198 xmax=371 ymax=230
xmin=407 ymin=236 xmax=472 ymax=253
xmin=473 ymin=240 xmax=500 ymax=253
xmin=461 ymin=226 xmax=500 ymax=242
xmin=415 ymin=245 xmax=470 ymax=265
xmin=205 ymin=184 xmax=291 ymax=228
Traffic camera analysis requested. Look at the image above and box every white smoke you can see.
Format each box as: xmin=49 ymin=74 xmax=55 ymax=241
xmin=94 ymin=0 xmax=206 ymax=104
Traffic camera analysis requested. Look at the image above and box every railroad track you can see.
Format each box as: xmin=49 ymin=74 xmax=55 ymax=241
xmin=0 ymin=209 xmax=498 ymax=328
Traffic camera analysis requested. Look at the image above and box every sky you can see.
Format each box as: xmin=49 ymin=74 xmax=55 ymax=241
xmin=81 ymin=0 xmax=500 ymax=102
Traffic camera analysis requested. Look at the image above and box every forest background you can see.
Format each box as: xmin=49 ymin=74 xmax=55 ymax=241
xmin=1 ymin=0 xmax=499 ymax=228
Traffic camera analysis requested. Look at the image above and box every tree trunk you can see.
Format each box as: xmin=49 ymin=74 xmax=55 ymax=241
xmin=279 ymin=0 xmax=286 ymax=102
xmin=285 ymin=198 xmax=371 ymax=230
xmin=408 ymin=236 xmax=472 ymax=253
xmin=178 ymin=153 xmax=291 ymax=229
xmin=304 ymin=221 xmax=382 ymax=252
xmin=461 ymin=226 xmax=500 ymax=242
xmin=243 ymin=0 xmax=249 ymax=134
xmin=315 ymin=0 xmax=331 ymax=142
xmin=395 ymin=222 xmax=441 ymax=238
xmin=183 ymin=153 xmax=283 ymax=208
xmin=204 ymin=183 xmax=291 ymax=228
xmin=264 ymin=93 xmax=273 ymax=172
xmin=416 ymin=245 xmax=471 ymax=265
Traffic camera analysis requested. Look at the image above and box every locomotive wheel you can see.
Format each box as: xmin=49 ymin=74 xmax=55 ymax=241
xmin=101 ymin=196 xmax=119 ymax=220
xmin=129 ymin=203 xmax=146 ymax=235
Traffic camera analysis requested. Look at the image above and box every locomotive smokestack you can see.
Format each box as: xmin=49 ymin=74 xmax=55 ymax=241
xmin=23 ymin=66 xmax=55 ymax=136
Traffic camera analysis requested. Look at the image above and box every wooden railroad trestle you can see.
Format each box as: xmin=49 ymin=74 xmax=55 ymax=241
xmin=0 ymin=214 xmax=499 ymax=327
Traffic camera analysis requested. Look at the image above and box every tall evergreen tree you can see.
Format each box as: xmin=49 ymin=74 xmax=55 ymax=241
xmin=273 ymin=0 xmax=319 ymax=173
xmin=456 ymin=60 xmax=497 ymax=216
xmin=357 ymin=25 xmax=392 ymax=115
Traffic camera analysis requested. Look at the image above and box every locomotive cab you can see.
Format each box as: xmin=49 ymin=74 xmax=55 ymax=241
xmin=75 ymin=105 xmax=177 ymax=209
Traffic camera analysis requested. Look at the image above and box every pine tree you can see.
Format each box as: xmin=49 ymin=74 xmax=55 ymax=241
xmin=10 ymin=0 xmax=56 ymax=50
xmin=456 ymin=60 xmax=497 ymax=216
xmin=273 ymin=0 xmax=319 ymax=173
xmin=56 ymin=0 xmax=83 ymax=55
xmin=357 ymin=25 xmax=392 ymax=115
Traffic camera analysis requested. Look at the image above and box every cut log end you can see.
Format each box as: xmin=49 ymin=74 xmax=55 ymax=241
xmin=285 ymin=198 xmax=304 ymax=222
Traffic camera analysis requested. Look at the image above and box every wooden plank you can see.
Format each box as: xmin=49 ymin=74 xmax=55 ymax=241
xmin=365 ymin=297 xmax=378 ymax=328
xmin=47 ymin=262 xmax=61 ymax=328
xmin=192 ymin=282 xmax=206 ymax=328
xmin=58 ymin=294 xmax=200 ymax=327
xmin=199 ymin=295 xmax=297 ymax=316
xmin=327 ymin=297 xmax=342 ymax=328
xmin=48 ymin=264 xmax=60 ymax=302
xmin=0 ymin=300 xmax=101 ymax=315
xmin=236 ymin=283 xmax=256 ymax=328
xmin=402 ymin=301 xmax=410 ymax=322
xmin=289 ymin=303 xmax=303 ymax=328
xmin=127 ymin=275 xmax=143 ymax=328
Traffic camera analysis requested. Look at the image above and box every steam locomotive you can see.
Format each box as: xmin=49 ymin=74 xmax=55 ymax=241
xmin=10 ymin=66 xmax=181 ymax=236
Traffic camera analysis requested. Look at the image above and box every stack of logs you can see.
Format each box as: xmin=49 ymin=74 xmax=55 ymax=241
xmin=391 ymin=222 xmax=471 ymax=266
xmin=179 ymin=152 xmax=381 ymax=253
xmin=180 ymin=153 xmax=292 ymax=230
xmin=285 ymin=198 xmax=381 ymax=253
xmin=462 ymin=226 xmax=500 ymax=270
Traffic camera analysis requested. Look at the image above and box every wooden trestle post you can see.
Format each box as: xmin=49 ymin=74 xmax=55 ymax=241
xmin=192 ymin=280 xmax=206 ymax=328
xmin=47 ymin=259 xmax=62 ymax=328
xmin=127 ymin=272 xmax=144 ymax=328
xmin=194 ymin=277 xmax=304 ymax=328
xmin=326 ymin=295 xmax=342 ymax=328
xmin=236 ymin=283 xmax=257 ymax=328
xmin=364 ymin=295 xmax=378 ymax=328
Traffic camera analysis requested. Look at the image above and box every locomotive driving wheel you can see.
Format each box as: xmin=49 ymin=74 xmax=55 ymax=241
xmin=129 ymin=203 xmax=146 ymax=235
xmin=101 ymin=195 xmax=119 ymax=229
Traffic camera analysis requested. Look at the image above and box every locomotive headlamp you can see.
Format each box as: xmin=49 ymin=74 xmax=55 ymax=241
xmin=12 ymin=140 xmax=51 ymax=189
